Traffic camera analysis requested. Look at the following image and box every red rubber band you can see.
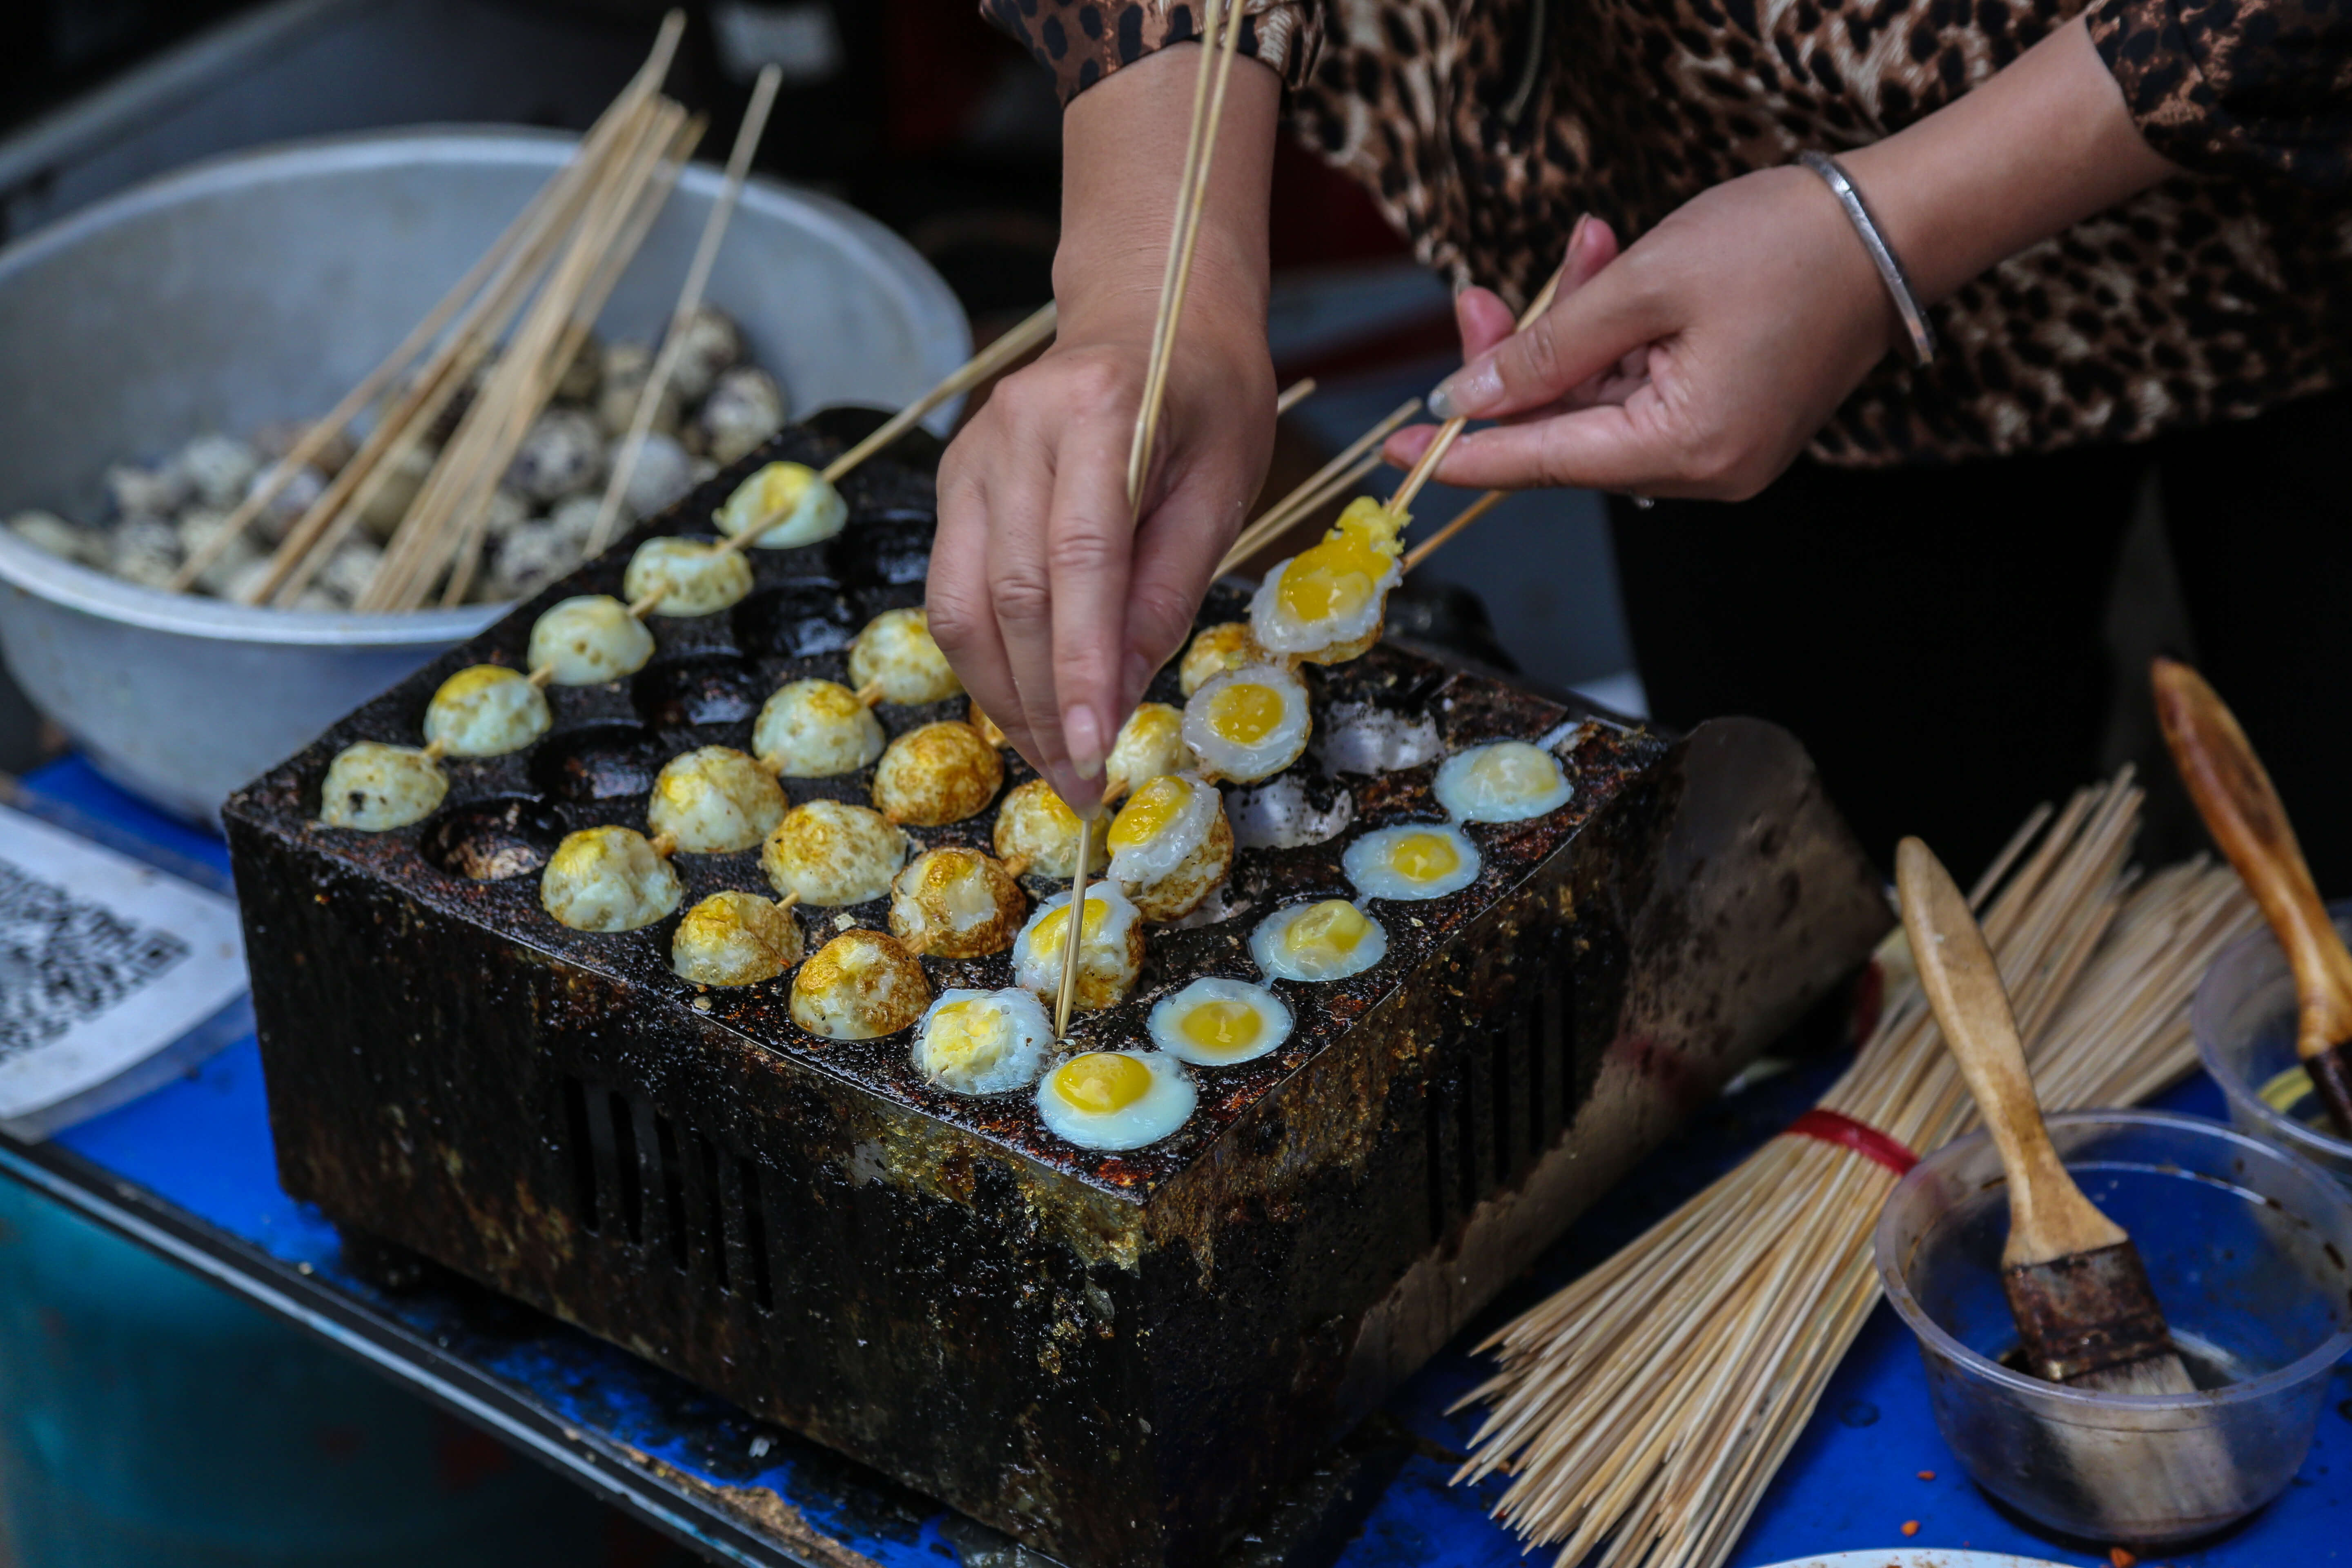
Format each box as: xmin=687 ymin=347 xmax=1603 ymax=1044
xmin=1784 ymin=1108 xmax=1920 ymax=1176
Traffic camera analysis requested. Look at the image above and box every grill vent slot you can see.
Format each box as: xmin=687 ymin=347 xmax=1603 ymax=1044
xmin=1422 ymin=926 xmax=1576 ymax=1245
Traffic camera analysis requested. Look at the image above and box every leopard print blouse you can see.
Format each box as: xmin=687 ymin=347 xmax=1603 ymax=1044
xmin=980 ymin=0 xmax=2352 ymax=465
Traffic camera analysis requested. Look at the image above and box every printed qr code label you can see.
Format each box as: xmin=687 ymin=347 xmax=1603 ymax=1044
xmin=0 ymin=860 xmax=193 ymax=1066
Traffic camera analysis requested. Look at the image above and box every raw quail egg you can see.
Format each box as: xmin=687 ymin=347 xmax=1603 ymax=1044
xmin=1434 ymin=741 xmax=1573 ymax=823
xmin=1180 ymin=622 xmax=1255 ymax=696
xmin=541 ymin=825 xmax=683 ymax=932
xmin=1247 ymin=496 xmax=1405 ymax=664
xmin=993 ymin=779 xmax=1108 ymax=879
xmin=318 ymin=742 xmax=447 ymax=831
xmin=671 ymin=890 xmax=804 ymax=986
xmin=715 ymin=460 xmax=845 ymax=549
xmin=913 ymin=988 xmax=1053 ymax=1094
xmin=1106 ymin=774 xmax=1234 ymax=921
xmin=848 ymin=608 xmax=961 ymax=705
xmin=1012 ymin=884 xmax=1145 ymax=1012
xmin=1105 ymin=703 xmax=1188 ymax=800
xmin=623 ymin=536 xmax=753 ymax=616
xmin=648 ymin=746 xmax=787 ymax=853
xmin=871 ymin=722 xmax=1005 ymax=827
xmin=761 ymin=799 xmax=909 ymax=906
xmin=1147 ymin=978 xmax=1292 ymax=1067
xmin=422 ymin=665 xmax=550 ymax=757
xmin=528 ymin=595 xmax=657 ymax=686
xmin=755 ymin=679 xmax=885 ymax=777
xmin=1183 ymin=664 xmax=1312 ymax=784
xmin=890 ymin=846 xmax=1026 ymax=958
xmin=1251 ymin=898 xmax=1388 ymax=982
xmin=790 ymin=928 xmax=931 ymax=1040
xmin=1036 ymin=1050 xmax=1196 ymax=1152
xmin=1343 ymin=822 xmax=1481 ymax=902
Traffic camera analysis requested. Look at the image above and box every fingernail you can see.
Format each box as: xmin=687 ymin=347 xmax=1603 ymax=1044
xmin=1567 ymin=214 xmax=1591 ymax=258
xmin=1065 ymin=705 xmax=1105 ymax=781
xmin=1428 ymin=361 xmax=1503 ymax=422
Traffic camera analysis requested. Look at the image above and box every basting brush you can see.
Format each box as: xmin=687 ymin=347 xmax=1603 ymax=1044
xmin=2153 ymin=655 xmax=2352 ymax=1137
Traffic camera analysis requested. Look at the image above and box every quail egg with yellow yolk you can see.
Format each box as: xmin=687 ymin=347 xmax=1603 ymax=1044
xmin=1036 ymin=1050 xmax=1196 ymax=1152
xmin=1250 ymin=898 xmax=1388 ymax=982
xmin=1182 ymin=664 xmax=1312 ymax=784
xmin=789 ymin=928 xmax=931 ymax=1040
xmin=1012 ymin=884 xmax=1145 ymax=1012
xmin=623 ymin=536 xmax=754 ymax=616
xmin=528 ymin=595 xmax=656 ymax=686
xmin=671 ymin=890 xmax=804 ymax=986
xmin=1148 ymin=978 xmax=1292 ymax=1067
xmin=1433 ymin=741 xmax=1573 ymax=823
xmin=1342 ymin=822 xmax=1481 ymax=902
xmin=992 ymin=779 xmax=1108 ymax=879
xmin=422 ymin=665 xmax=550 ymax=757
xmin=848 ymin=608 xmax=962 ymax=705
xmin=1247 ymin=497 xmax=1405 ymax=664
xmin=715 ymin=459 xmax=847 ymax=549
xmin=889 ymin=846 xmax=1025 ymax=958
xmin=1179 ymin=622 xmax=1255 ymax=697
xmin=871 ymin=721 xmax=1005 ymax=827
xmin=761 ymin=799 xmax=909 ymax=906
xmin=1104 ymin=703 xmax=1188 ymax=800
xmin=647 ymin=745 xmax=787 ymax=853
xmin=541 ymin=825 xmax=683 ymax=932
xmin=913 ymin=988 xmax=1053 ymax=1094
xmin=318 ymin=742 xmax=448 ymax=831
xmin=1106 ymin=773 xmax=1234 ymax=921
xmin=754 ymin=679 xmax=886 ymax=777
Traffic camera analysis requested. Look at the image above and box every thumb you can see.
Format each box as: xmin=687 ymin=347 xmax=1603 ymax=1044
xmin=1430 ymin=245 xmax=1662 ymax=423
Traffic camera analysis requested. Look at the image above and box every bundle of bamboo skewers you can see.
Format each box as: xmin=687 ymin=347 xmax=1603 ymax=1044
xmin=1455 ymin=771 xmax=2261 ymax=1568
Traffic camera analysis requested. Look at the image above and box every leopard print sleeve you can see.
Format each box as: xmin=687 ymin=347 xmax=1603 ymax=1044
xmin=2087 ymin=0 xmax=2352 ymax=187
xmin=979 ymin=0 xmax=1323 ymax=105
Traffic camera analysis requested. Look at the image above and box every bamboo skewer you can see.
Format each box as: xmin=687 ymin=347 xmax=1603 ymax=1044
xmin=1389 ymin=262 xmax=1570 ymax=516
xmin=1275 ymin=377 xmax=1316 ymax=416
xmin=1400 ymin=489 xmax=1508 ymax=572
xmin=1216 ymin=397 xmax=1421 ymax=576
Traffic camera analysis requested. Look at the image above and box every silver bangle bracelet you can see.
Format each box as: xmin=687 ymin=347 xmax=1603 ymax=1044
xmin=1799 ymin=150 xmax=1936 ymax=368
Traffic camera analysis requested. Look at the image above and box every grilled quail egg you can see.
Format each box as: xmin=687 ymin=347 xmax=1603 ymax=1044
xmin=1179 ymin=622 xmax=1255 ymax=696
xmin=761 ymin=799 xmax=909 ymax=906
xmin=871 ymin=721 xmax=1005 ymax=826
xmin=623 ymin=536 xmax=753 ymax=616
xmin=754 ymin=678 xmax=886 ymax=777
xmin=1433 ymin=741 xmax=1573 ymax=823
xmin=913 ymin=988 xmax=1053 ymax=1094
xmin=993 ymin=779 xmax=1108 ymax=879
xmin=1343 ymin=822 xmax=1481 ymax=902
xmin=647 ymin=745 xmax=787 ymax=853
xmin=671 ymin=890 xmax=804 ymax=986
xmin=1251 ymin=898 xmax=1387 ymax=982
xmin=528 ymin=595 xmax=656 ymax=686
xmin=1036 ymin=1050 xmax=1196 ymax=1152
xmin=1106 ymin=773 xmax=1234 ymax=921
xmin=889 ymin=847 xmax=1025 ymax=958
xmin=1105 ymin=703 xmax=1188 ymax=799
xmin=967 ymin=700 xmax=1008 ymax=748
xmin=1182 ymin=664 xmax=1312 ymax=783
xmin=422 ymin=665 xmax=550 ymax=757
xmin=541 ymin=825 xmax=682 ymax=932
xmin=789 ymin=929 xmax=931 ymax=1040
xmin=848 ymin=608 xmax=961 ymax=705
xmin=1012 ymin=884 xmax=1145 ymax=1012
xmin=1147 ymin=977 xmax=1292 ymax=1067
xmin=318 ymin=742 xmax=447 ymax=831
xmin=1247 ymin=497 xmax=1405 ymax=664
xmin=715 ymin=460 xmax=846 ymax=549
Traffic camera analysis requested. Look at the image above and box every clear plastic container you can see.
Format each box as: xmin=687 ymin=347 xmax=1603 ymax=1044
xmin=2193 ymin=903 xmax=2352 ymax=1186
xmin=1874 ymin=1110 xmax=2352 ymax=1547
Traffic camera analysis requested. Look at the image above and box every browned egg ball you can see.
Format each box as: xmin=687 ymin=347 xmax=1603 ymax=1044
xmin=992 ymin=778 xmax=1108 ymax=880
xmin=1104 ymin=703 xmax=1188 ymax=800
xmin=1105 ymin=773 xmax=1235 ymax=921
xmin=646 ymin=745 xmax=787 ymax=853
xmin=871 ymin=721 xmax=1004 ymax=827
xmin=790 ymin=928 xmax=932 ymax=1040
xmin=847 ymin=608 xmax=961 ymax=705
xmin=528 ymin=595 xmax=656 ymax=686
xmin=540 ymin=825 xmax=682 ymax=932
xmin=671 ymin=890 xmax=804 ymax=986
xmin=318 ymin=742 xmax=446 ymax=831
xmin=1179 ymin=622 xmax=1256 ymax=696
xmin=889 ymin=846 xmax=1026 ymax=958
xmin=761 ymin=799 xmax=909 ymax=906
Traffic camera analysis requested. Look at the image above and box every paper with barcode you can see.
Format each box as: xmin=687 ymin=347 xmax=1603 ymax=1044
xmin=0 ymin=804 xmax=247 ymax=1140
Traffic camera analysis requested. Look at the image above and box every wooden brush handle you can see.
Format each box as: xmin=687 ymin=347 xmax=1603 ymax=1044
xmin=1896 ymin=837 xmax=2128 ymax=1270
xmin=2153 ymin=656 xmax=2352 ymax=1062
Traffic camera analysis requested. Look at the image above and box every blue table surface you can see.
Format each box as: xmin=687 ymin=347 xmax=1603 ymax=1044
xmin=13 ymin=757 xmax=2347 ymax=1568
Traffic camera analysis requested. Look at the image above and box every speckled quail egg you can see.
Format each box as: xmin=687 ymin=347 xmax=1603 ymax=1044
xmin=7 ymin=510 xmax=102 ymax=566
xmin=612 ymin=431 xmax=693 ymax=519
xmin=1343 ymin=822 xmax=1481 ymax=902
xmin=790 ymin=928 xmax=931 ymax=1040
xmin=1012 ymin=884 xmax=1145 ymax=1013
xmin=1179 ymin=622 xmax=1256 ymax=696
xmin=1106 ymin=773 xmax=1234 ymax=921
xmin=509 ymin=408 xmax=606 ymax=502
xmin=554 ymin=330 xmax=603 ymax=404
xmin=1434 ymin=741 xmax=1573 ymax=823
xmin=700 ymin=365 xmax=788 ymax=465
xmin=889 ymin=846 xmax=1026 ymax=959
xmin=762 ymin=799 xmax=909 ymax=906
xmin=667 ymin=305 xmax=743 ymax=403
xmin=105 ymin=461 xmax=190 ymax=520
xmin=1182 ymin=664 xmax=1312 ymax=784
xmin=1036 ymin=1050 xmax=1196 ymax=1152
xmin=648 ymin=746 xmax=787 ymax=853
xmin=1105 ymin=704 xmax=1188 ymax=800
xmin=993 ymin=779 xmax=1108 ymax=879
xmin=318 ymin=742 xmax=448 ymax=831
xmin=596 ymin=341 xmax=682 ymax=440
xmin=1251 ymin=898 xmax=1388 ymax=983
xmin=318 ymin=540 xmax=382 ymax=605
xmin=623 ymin=536 xmax=753 ymax=616
xmin=422 ymin=665 xmax=550 ymax=757
xmin=359 ymin=442 xmax=437 ymax=539
xmin=108 ymin=519 xmax=181 ymax=590
xmin=540 ymin=825 xmax=683 ymax=932
xmin=1248 ymin=496 xmax=1405 ymax=664
xmin=178 ymin=434 xmax=260 ymax=510
xmin=913 ymin=988 xmax=1053 ymax=1094
xmin=715 ymin=460 xmax=845 ymax=550
xmin=754 ymin=679 xmax=885 ymax=777
xmin=671 ymin=890 xmax=804 ymax=987
xmin=1148 ymin=978 xmax=1292 ymax=1067
xmin=848 ymin=608 xmax=961 ymax=705
xmin=528 ymin=595 xmax=656 ymax=686
xmin=871 ymin=722 xmax=1004 ymax=827
xmin=176 ymin=510 xmax=259 ymax=596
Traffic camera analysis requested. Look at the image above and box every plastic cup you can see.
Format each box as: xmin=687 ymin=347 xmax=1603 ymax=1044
xmin=2193 ymin=903 xmax=2352 ymax=1186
